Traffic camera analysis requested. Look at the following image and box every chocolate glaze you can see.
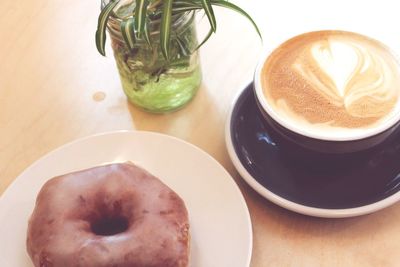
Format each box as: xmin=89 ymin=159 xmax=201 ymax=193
xmin=26 ymin=163 xmax=189 ymax=267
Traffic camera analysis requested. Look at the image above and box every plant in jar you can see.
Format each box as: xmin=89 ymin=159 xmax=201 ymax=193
xmin=96 ymin=0 xmax=261 ymax=113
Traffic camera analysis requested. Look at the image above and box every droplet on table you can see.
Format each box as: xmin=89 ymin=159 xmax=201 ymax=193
xmin=93 ymin=91 xmax=106 ymax=102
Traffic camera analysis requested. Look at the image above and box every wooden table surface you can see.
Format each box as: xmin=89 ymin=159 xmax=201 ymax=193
xmin=2 ymin=0 xmax=400 ymax=266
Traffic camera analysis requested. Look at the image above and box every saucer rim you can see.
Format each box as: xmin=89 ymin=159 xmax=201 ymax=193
xmin=225 ymin=81 xmax=400 ymax=218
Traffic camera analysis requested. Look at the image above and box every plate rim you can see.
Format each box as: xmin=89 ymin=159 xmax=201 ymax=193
xmin=225 ymin=82 xmax=400 ymax=218
xmin=1 ymin=130 xmax=253 ymax=266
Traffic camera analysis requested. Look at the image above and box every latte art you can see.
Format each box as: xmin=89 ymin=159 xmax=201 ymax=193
xmin=294 ymin=39 xmax=396 ymax=118
xmin=261 ymin=31 xmax=400 ymax=136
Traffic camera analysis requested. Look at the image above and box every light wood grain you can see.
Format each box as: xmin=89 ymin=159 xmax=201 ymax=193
xmin=2 ymin=0 xmax=400 ymax=266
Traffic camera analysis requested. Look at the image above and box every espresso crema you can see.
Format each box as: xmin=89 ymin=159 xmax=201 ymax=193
xmin=261 ymin=31 xmax=400 ymax=137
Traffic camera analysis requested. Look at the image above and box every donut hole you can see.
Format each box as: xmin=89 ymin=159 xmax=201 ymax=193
xmin=91 ymin=216 xmax=129 ymax=236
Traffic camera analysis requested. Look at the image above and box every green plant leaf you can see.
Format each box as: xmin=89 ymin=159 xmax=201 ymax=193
xmin=210 ymin=0 xmax=262 ymax=40
xmin=172 ymin=7 xmax=200 ymax=15
xmin=153 ymin=6 xmax=201 ymax=17
xmin=95 ymin=0 xmax=120 ymax=56
xmin=152 ymin=1 xmax=201 ymax=17
xmin=134 ymin=0 xmax=149 ymax=37
xmin=200 ymin=0 xmax=216 ymax=32
xmin=160 ymin=0 xmax=173 ymax=60
xmin=173 ymin=0 xmax=201 ymax=8
xmin=195 ymin=27 xmax=213 ymax=51
xmin=121 ymin=18 xmax=136 ymax=50
xmin=143 ymin=19 xmax=152 ymax=46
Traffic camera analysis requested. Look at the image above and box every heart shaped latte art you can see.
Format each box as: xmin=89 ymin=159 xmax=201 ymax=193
xmin=262 ymin=31 xmax=400 ymax=134
xmin=293 ymin=38 xmax=398 ymax=118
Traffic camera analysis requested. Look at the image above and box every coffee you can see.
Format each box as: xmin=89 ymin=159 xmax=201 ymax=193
xmin=260 ymin=30 xmax=400 ymax=138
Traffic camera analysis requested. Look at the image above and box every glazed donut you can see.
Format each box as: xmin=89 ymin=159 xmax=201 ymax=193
xmin=27 ymin=163 xmax=189 ymax=267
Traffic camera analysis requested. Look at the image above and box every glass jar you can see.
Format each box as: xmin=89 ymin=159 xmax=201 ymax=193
xmin=103 ymin=0 xmax=202 ymax=113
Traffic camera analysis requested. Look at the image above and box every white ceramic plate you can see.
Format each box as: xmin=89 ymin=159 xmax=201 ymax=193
xmin=0 ymin=131 xmax=252 ymax=267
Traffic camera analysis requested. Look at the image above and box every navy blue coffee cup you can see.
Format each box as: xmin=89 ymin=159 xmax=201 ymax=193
xmin=253 ymin=32 xmax=400 ymax=154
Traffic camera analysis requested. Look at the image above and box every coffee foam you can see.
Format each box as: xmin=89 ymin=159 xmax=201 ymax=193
xmin=261 ymin=31 xmax=400 ymax=138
